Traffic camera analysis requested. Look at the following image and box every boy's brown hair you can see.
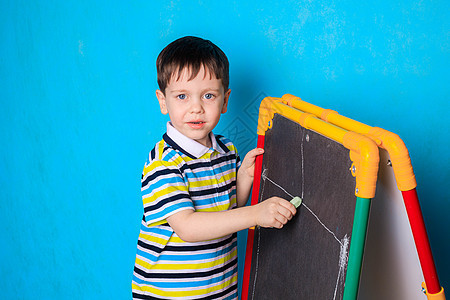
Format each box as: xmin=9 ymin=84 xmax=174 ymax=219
xmin=156 ymin=36 xmax=229 ymax=93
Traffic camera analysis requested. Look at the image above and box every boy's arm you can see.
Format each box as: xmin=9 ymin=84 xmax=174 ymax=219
xmin=236 ymin=148 xmax=264 ymax=207
xmin=165 ymin=147 xmax=296 ymax=243
xmin=167 ymin=196 xmax=296 ymax=242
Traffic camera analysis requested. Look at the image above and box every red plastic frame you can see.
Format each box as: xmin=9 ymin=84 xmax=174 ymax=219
xmin=242 ymin=134 xmax=265 ymax=300
xmin=402 ymin=188 xmax=441 ymax=294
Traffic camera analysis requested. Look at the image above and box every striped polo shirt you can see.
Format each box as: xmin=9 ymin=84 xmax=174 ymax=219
xmin=132 ymin=123 xmax=241 ymax=300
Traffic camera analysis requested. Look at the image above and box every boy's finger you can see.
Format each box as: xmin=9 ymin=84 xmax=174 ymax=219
xmin=275 ymin=213 xmax=289 ymax=225
xmin=276 ymin=205 xmax=292 ymax=219
xmin=248 ymin=148 xmax=264 ymax=158
xmin=279 ymin=199 xmax=297 ymax=215
xmin=272 ymin=219 xmax=283 ymax=229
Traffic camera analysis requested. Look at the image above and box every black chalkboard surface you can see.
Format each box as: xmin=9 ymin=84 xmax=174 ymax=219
xmin=246 ymin=114 xmax=358 ymax=300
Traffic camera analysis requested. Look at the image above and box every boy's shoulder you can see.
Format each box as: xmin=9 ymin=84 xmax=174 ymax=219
xmin=214 ymin=134 xmax=238 ymax=154
xmin=145 ymin=137 xmax=176 ymax=164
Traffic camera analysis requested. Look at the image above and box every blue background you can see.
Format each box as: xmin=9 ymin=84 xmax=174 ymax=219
xmin=1 ymin=1 xmax=448 ymax=298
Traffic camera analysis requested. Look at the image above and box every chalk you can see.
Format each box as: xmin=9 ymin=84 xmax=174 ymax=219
xmin=290 ymin=196 xmax=303 ymax=208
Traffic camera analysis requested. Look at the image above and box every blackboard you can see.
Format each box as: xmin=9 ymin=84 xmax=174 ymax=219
xmin=246 ymin=114 xmax=358 ymax=300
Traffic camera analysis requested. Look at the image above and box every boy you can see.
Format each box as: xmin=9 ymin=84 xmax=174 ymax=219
xmin=132 ymin=36 xmax=296 ymax=299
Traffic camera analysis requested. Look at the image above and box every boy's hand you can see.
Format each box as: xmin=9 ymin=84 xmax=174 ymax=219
xmin=255 ymin=196 xmax=297 ymax=229
xmin=240 ymin=148 xmax=264 ymax=179
xmin=236 ymin=148 xmax=264 ymax=207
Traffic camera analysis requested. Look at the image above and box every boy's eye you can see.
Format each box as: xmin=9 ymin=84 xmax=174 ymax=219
xmin=177 ymin=94 xmax=186 ymax=100
xmin=204 ymin=93 xmax=214 ymax=100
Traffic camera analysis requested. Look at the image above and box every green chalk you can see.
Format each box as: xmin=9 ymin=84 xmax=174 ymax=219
xmin=290 ymin=196 xmax=303 ymax=208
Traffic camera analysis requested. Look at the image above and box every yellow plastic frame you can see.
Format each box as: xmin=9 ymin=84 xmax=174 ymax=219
xmin=422 ymin=282 xmax=446 ymax=300
xmin=257 ymin=97 xmax=379 ymax=199
xmin=282 ymin=94 xmax=417 ymax=191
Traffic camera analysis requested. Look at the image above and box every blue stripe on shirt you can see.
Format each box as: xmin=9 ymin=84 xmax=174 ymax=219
xmin=132 ymin=268 xmax=237 ymax=289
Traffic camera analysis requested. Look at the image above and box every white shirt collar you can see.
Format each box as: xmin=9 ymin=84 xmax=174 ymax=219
xmin=166 ymin=122 xmax=226 ymax=158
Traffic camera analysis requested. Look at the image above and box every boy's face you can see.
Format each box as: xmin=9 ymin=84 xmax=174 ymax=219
xmin=156 ymin=66 xmax=230 ymax=148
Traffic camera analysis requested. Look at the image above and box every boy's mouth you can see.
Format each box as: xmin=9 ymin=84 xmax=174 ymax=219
xmin=187 ymin=121 xmax=206 ymax=128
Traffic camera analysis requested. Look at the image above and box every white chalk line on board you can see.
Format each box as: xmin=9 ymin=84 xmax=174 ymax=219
xmin=250 ymin=171 xmax=268 ymax=300
xmin=301 ymin=136 xmax=305 ymax=199
xmin=261 ymin=171 xmax=343 ymax=246
xmin=260 ymin=170 xmax=349 ymax=300
xmin=334 ymin=234 xmax=349 ymax=300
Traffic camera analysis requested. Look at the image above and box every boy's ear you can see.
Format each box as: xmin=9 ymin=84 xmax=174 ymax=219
xmin=156 ymin=90 xmax=168 ymax=114
xmin=221 ymin=89 xmax=231 ymax=114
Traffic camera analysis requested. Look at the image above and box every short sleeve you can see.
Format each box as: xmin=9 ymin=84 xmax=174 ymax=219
xmin=141 ymin=159 xmax=194 ymax=227
xmin=236 ymin=151 xmax=241 ymax=170
xmin=216 ymin=135 xmax=241 ymax=171
xmin=228 ymin=139 xmax=241 ymax=171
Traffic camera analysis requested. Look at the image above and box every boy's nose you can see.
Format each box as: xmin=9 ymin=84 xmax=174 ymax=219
xmin=190 ymin=98 xmax=204 ymax=113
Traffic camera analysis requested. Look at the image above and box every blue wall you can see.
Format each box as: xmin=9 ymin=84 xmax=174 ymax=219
xmin=1 ymin=1 xmax=448 ymax=298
